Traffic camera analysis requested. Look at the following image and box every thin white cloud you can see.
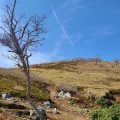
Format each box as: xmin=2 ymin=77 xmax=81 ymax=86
xmin=68 ymin=32 xmax=83 ymax=44
xmin=51 ymin=4 xmax=75 ymax=49
xmin=58 ymin=0 xmax=80 ymax=10
xmin=57 ymin=0 xmax=93 ymax=16
xmin=50 ymin=40 xmax=62 ymax=57
xmin=83 ymin=39 xmax=95 ymax=44
xmin=93 ymin=26 xmax=116 ymax=37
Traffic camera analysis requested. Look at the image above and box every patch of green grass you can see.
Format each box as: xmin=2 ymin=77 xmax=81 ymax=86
xmin=96 ymin=97 xmax=112 ymax=108
xmin=37 ymin=61 xmax=79 ymax=72
xmin=31 ymin=86 xmax=50 ymax=101
xmin=0 ymin=73 xmax=50 ymax=101
xmin=0 ymin=77 xmax=26 ymax=98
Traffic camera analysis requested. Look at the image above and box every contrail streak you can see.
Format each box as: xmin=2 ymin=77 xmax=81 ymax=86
xmin=51 ymin=4 xmax=75 ymax=49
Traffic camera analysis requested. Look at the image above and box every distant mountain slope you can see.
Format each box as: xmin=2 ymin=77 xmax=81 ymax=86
xmin=30 ymin=61 xmax=120 ymax=89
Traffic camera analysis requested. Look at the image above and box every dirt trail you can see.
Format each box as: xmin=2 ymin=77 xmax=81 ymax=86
xmin=47 ymin=86 xmax=89 ymax=120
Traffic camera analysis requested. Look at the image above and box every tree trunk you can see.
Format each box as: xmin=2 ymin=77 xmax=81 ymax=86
xmin=25 ymin=69 xmax=45 ymax=120
xmin=18 ymin=54 xmax=45 ymax=119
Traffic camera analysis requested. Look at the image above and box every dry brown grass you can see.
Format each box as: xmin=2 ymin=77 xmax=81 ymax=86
xmin=30 ymin=61 xmax=120 ymax=90
xmin=0 ymin=113 xmax=12 ymax=120
xmin=55 ymin=82 xmax=78 ymax=94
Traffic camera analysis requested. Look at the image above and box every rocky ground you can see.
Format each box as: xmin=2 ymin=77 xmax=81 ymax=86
xmin=0 ymin=86 xmax=120 ymax=120
xmin=0 ymin=86 xmax=96 ymax=120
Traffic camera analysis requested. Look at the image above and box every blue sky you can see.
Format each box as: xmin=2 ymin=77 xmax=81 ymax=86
xmin=0 ymin=0 xmax=120 ymax=68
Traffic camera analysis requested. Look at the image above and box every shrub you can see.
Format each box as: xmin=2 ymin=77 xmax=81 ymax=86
xmin=89 ymin=104 xmax=120 ymax=120
xmin=96 ymin=97 xmax=112 ymax=108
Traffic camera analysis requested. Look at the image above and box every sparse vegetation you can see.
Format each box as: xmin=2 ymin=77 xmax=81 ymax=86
xmin=89 ymin=104 xmax=120 ymax=120
xmin=96 ymin=97 xmax=112 ymax=108
xmin=0 ymin=60 xmax=120 ymax=119
xmin=56 ymin=82 xmax=78 ymax=94
xmin=109 ymin=89 xmax=120 ymax=94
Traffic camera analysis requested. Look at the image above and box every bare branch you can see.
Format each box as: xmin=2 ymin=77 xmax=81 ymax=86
xmin=0 ymin=27 xmax=11 ymax=36
xmin=16 ymin=63 xmax=24 ymax=71
xmin=17 ymin=18 xmax=31 ymax=40
xmin=10 ymin=0 xmax=17 ymax=29
xmin=0 ymin=0 xmax=47 ymax=119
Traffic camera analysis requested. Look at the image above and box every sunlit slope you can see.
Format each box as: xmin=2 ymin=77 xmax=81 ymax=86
xmin=30 ymin=61 xmax=120 ymax=89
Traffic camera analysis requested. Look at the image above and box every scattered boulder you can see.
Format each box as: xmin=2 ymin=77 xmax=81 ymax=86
xmin=32 ymin=107 xmax=46 ymax=120
xmin=64 ymin=92 xmax=71 ymax=98
xmin=38 ymin=107 xmax=46 ymax=117
xmin=34 ymin=116 xmax=40 ymax=120
xmin=30 ymin=110 xmax=36 ymax=116
xmin=2 ymin=93 xmax=11 ymax=99
xmin=55 ymin=91 xmax=71 ymax=98
xmin=12 ymin=98 xmax=18 ymax=103
xmin=53 ymin=108 xmax=57 ymax=114
xmin=57 ymin=91 xmax=64 ymax=98
xmin=2 ymin=93 xmax=18 ymax=103
xmin=43 ymin=101 xmax=53 ymax=108
xmin=53 ymin=108 xmax=60 ymax=114
xmin=34 ymin=116 xmax=46 ymax=120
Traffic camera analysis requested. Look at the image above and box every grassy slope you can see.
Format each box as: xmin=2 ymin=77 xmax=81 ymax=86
xmin=0 ymin=61 xmax=120 ymax=100
xmin=0 ymin=61 xmax=120 ymax=119
xmin=31 ymin=61 xmax=120 ymax=90
xmin=0 ymin=68 xmax=49 ymax=101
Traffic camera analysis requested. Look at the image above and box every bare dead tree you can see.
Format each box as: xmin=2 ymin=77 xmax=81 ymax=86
xmin=0 ymin=0 xmax=47 ymax=119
